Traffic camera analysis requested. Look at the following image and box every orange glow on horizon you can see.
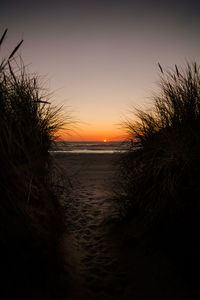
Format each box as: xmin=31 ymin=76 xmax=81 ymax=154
xmin=57 ymin=131 xmax=124 ymax=141
xmin=56 ymin=125 xmax=125 ymax=141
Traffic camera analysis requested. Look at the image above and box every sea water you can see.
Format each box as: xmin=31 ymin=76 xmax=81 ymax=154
xmin=50 ymin=141 xmax=128 ymax=154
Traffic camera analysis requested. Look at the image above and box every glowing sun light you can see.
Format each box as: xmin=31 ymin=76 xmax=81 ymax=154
xmin=103 ymin=139 xmax=107 ymax=143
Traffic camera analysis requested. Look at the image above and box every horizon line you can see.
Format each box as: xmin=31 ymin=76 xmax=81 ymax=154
xmin=55 ymin=139 xmax=125 ymax=142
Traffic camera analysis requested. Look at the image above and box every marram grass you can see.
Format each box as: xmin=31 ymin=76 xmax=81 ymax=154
xmin=118 ymin=62 xmax=200 ymax=280
xmin=0 ymin=29 xmax=68 ymax=299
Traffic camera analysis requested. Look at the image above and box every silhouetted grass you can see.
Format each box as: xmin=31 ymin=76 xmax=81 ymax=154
xmin=0 ymin=30 xmax=68 ymax=299
xmin=118 ymin=62 xmax=200 ymax=284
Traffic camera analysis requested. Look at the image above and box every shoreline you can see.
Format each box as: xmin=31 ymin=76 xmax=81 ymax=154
xmin=50 ymin=150 xmax=126 ymax=154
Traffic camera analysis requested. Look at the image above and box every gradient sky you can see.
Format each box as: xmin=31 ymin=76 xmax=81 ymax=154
xmin=1 ymin=0 xmax=200 ymax=140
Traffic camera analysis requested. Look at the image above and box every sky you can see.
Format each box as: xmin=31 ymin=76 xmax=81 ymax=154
xmin=1 ymin=0 xmax=200 ymax=140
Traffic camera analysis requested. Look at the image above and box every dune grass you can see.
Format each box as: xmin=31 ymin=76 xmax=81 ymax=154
xmin=0 ymin=30 xmax=68 ymax=299
xmin=118 ymin=62 xmax=200 ymax=283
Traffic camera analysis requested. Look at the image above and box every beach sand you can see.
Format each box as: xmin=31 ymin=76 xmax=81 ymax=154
xmin=52 ymin=153 xmax=198 ymax=300
xmin=53 ymin=153 xmax=122 ymax=299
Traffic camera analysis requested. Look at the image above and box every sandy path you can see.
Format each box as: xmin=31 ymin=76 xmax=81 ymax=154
xmin=53 ymin=153 xmax=124 ymax=299
xmin=52 ymin=153 xmax=198 ymax=300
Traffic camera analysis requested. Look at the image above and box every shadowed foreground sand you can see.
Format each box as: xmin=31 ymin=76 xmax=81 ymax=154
xmin=53 ymin=153 xmax=199 ymax=300
xmin=54 ymin=153 xmax=123 ymax=299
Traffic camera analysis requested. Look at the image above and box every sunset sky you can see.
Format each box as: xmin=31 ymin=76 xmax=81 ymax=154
xmin=1 ymin=0 xmax=200 ymax=140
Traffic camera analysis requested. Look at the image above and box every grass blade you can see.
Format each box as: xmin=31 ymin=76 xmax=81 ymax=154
xmin=8 ymin=39 xmax=23 ymax=60
xmin=0 ymin=29 xmax=8 ymax=47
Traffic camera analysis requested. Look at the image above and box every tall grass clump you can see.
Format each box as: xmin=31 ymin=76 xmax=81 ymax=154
xmin=119 ymin=62 xmax=200 ymax=282
xmin=0 ymin=30 xmax=67 ymax=299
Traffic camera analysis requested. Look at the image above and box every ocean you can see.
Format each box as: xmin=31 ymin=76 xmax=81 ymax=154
xmin=50 ymin=141 xmax=128 ymax=154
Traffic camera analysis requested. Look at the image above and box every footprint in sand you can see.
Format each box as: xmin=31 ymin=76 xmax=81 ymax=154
xmin=58 ymin=154 xmax=123 ymax=299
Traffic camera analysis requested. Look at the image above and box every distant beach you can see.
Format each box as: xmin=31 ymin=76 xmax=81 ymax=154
xmin=50 ymin=141 xmax=128 ymax=154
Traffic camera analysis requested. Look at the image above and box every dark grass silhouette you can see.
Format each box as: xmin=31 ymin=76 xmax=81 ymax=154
xmin=118 ymin=62 xmax=200 ymax=286
xmin=0 ymin=30 xmax=68 ymax=299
